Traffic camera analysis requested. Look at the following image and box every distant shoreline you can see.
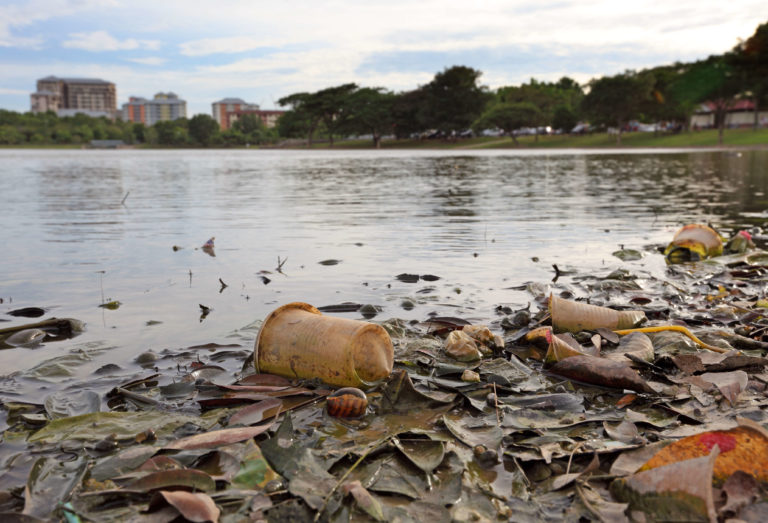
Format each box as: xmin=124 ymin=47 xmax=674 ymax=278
xmin=2 ymin=128 xmax=767 ymax=151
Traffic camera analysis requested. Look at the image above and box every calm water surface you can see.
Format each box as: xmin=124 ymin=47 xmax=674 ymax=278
xmin=1 ymin=148 xmax=767 ymax=399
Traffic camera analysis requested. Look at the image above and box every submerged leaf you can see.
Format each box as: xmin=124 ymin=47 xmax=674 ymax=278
xmin=393 ymin=437 xmax=445 ymax=473
xmin=128 ymin=469 xmax=216 ymax=493
xmin=23 ymin=457 xmax=86 ymax=519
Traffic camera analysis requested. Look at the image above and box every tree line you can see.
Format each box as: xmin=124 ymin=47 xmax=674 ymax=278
xmin=277 ymin=20 xmax=767 ymax=146
xmin=0 ymin=110 xmax=277 ymax=147
xmin=1 ymin=21 xmax=765 ymax=147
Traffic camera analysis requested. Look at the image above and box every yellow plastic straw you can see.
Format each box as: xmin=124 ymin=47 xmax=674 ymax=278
xmin=613 ymin=325 xmax=731 ymax=354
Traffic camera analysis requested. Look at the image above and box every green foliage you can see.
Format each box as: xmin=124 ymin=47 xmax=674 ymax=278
xmin=420 ymin=66 xmax=491 ymax=132
xmin=473 ymin=102 xmax=542 ymax=144
xmin=581 ymin=72 xmax=655 ymax=143
xmin=344 ymin=87 xmax=396 ymax=147
xmin=552 ymin=105 xmax=579 ymax=132
xmin=188 ymin=114 xmax=220 ymax=146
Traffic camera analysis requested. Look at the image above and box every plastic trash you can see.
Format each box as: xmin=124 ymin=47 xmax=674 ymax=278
xmin=254 ymin=302 xmax=394 ymax=388
xmin=664 ymin=224 xmax=722 ymax=263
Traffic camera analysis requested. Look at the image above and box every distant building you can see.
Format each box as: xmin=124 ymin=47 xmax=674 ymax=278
xmin=122 ymin=92 xmax=187 ymax=126
xmin=30 ymin=75 xmax=116 ymax=117
xmin=691 ymin=100 xmax=768 ymax=129
xmin=212 ymin=97 xmax=285 ymax=129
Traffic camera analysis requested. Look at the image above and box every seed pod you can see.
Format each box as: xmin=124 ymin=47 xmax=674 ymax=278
xmin=326 ymin=387 xmax=368 ymax=418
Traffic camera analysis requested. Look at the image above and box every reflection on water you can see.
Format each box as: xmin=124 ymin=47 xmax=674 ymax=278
xmin=0 ymin=148 xmax=767 ymax=392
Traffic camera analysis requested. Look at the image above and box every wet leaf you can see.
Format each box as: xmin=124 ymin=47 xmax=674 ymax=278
xmin=547 ymin=354 xmax=655 ymax=393
xmin=90 ymin=446 xmax=158 ymax=481
xmin=478 ymin=357 xmax=532 ymax=386
xmin=379 ymin=370 xmax=456 ymax=413
xmin=498 ymin=392 xmax=584 ymax=412
xmin=393 ymin=437 xmax=445 ymax=473
xmin=22 ymin=457 xmax=86 ymax=519
xmin=609 ymin=441 xmax=673 ymax=476
xmin=231 ymin=440 xmax=278 ymax=489
xmin=442 ymin=414 xmax=502 ymax=449
xmin=719 ymin=470 xmax=759 ymax=517
xmin=603 ymin=419 xmax=644 ymax=444
xmin=150 ymin=490 xmax=220 ymax=523
xmin=228 ymin=398 xmax=282 ymax=426
xmin=544 ymin=330 xmax=590 ymax=365
xmin=605 ymin=332 xmax=654 ymax=364
xmin=235 ymin=373 xmax=292 ymax=387
xmin=43 ymin=390 xmax=100 ymax=419
xmin=699 ymin=370 xmax=748 ymax=405
xmin=611 ymin=448 xmax=719 ymax=522
xmin=166 ymin=423 xmax=273 ymax=450
xmin=192 ymin=451 xmax=241 ymax=482
xmin=613 ymin=249 xmax=643 ymax=261
xmin=342 ymin=480 xmax=385 ymax=521
xmin=98 ymin=300 xmax=121 ymax=310
xmin=318 ymin=259 xmax=341 ymax=266
xmin=638 ymin=418 xmax=768 ymax=485
xmin=29 ymin=411 xmax=214 ymax=443
xmin=128 ymin=469 xmax=216 ymax=492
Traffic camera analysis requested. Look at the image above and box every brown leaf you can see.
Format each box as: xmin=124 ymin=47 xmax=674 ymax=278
xmin=228 ymin=398 xmax=283 ymax=426
xmin=152 ymin=490 xmax=221 ymax=522
xmin=612 ymin=448 xmax=719 ymax=522
xmin=166 ymin=424 xmax=272 ymax=450
xmin=719 ymin=470 xmax=759 ymax=517
xmin=342 ymin=480 xmax=385 ymax=521
xmin=547 ymin=354 xmax=655 ymax=393
xmin=128 ymin=469 xmax=216 ymax=493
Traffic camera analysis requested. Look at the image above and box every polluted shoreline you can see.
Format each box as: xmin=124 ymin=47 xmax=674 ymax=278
xmin=1 ymin=224 xmax=768 ymax=522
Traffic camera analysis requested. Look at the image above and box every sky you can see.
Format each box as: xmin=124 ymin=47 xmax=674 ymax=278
xmin=1 ymin=1 xmax=767 ymax=117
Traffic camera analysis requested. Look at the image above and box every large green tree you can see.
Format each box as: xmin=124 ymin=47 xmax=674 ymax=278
xmin=472 ymin=102 xmax=542 ymax=145
xmin=313 ymin=83 xmax=358 ymax=146
xmin=344 ymin=87 xmax=395 ymax=148
xmin=277 ymin=92 xmax=320 ymax=145
xmin=730 ymin=22 xmax=768 ymax=130
xmin=581 ymin=72 xmax=654 ymax=144
xmin=420 ymin=66 xmax=491 ymax=135
xmin=188 ymin=114 xmax=220 ymax=146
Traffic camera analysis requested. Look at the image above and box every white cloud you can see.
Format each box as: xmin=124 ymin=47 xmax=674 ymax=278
xmin=0 ymin=87 xmax=29 ymax=95
xmin=63 ymin=31 xmax=161 ymax=52
xmin=127 ymin=56 xmax=167 ymax=66
xmin=179 ymin=36 xmax=287 ymax=56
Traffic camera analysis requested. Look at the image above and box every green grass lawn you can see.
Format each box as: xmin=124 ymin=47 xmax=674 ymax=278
xmin=305 ymin=127 xmax=768 ymax=150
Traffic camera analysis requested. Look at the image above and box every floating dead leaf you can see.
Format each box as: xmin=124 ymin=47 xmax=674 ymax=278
xmin=127 ymin=469 xmax=216 ymax=493
xmin=611 ymin=448 xmax=719 ymax=522
xmin=235 ymin=373 xmax=292 ymax=387
xmin=547 ymin=354 xmax=655 ymax=393
xmin=149 ymin=490 xmax=221 ymax=522
xmin=90 ymin=446 xmax=158 ymax=481
xmin=638 ymin=418 xmax=768 ymax=485
xmin=166 ymin=424 xmax=273 ymax=450
xmin=231 ymin=440 xmax=278 ymax=489
xmin=549 ymin=294 xmax=646 ymax=333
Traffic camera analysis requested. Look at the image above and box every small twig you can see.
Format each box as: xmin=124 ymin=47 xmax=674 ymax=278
xmin=565 ymin=441 xmax=585 ymax=475
xmin=219 ymin=278 xmax=228 ymax=293
xmin=313 ymin=437 xmax=390 ymax=522
xmin=120 ymin=191 xmax=130 ymax=205
xmin=276 ymin=256 xmax=287 ymax=273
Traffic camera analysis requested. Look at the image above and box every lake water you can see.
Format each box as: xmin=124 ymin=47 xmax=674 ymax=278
xmin=1 ymin=148 xmax=767 ymax=400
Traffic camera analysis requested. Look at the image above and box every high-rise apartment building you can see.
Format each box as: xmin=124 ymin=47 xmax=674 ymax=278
xmin=212 ymin=98 xmax=259 ymax=129
xmin=30 ymin=76 xmax=116 ymax=117
xmin=122 ymin=92 xmax=187 ymax=126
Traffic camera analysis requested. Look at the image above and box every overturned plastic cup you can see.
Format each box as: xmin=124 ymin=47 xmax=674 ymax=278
xmin=254 ymin=302 xmax=394 ymax=389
